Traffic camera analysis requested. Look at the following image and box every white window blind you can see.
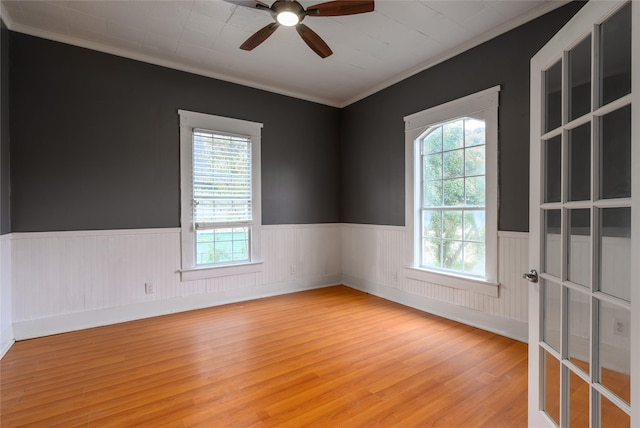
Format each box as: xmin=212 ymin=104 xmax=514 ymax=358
xmin=179 ymin=109 xmax=263 ymax=279
xmin=192 ymin=129 xmax=252 ymax=229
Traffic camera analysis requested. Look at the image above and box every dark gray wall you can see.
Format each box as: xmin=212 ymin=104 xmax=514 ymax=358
xmin=9 ymin=33 xmax=341 ymax=232
xmin=8 ymin=2 xmax=586 ymax=233
xmin=340 ymin=1 xmax=585 ymax=231
xmin=1 ymin=21 xmax=9 ymax=235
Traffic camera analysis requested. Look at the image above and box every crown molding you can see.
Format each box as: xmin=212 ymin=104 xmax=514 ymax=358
xmin=2 ymin=1 xmax=569 ymax=109
xmin=338 ymin=1 xmax=569 ymax=108
xmin=3 ymin=19 xmax=341 ymax=107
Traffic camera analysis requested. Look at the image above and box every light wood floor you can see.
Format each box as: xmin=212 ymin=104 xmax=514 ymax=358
xmin=1 ymin=286 xmax=528 ymax=427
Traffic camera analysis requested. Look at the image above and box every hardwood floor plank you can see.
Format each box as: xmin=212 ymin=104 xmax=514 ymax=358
xmin=1 ymin=286 xmax=528 ymax=427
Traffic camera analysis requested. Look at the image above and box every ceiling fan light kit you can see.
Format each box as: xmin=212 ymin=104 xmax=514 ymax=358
xmin=229 ymin=0 xmax=375 ymax=58
xmin=276 ymin=11 xmax=300 ymax=26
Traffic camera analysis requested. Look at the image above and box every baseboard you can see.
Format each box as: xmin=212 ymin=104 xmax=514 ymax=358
xmin=1 ymin=339 xmax=15 ymax=359
xmin=0 ymin=326 xmax=15 ymax=359
xmin=342 ymin=275 xmax=528 ymax=343
xmin=13 ymin=275 xmax=342 ymax=340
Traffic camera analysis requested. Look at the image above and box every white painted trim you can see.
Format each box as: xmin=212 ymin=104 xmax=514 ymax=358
xmin=178 ymin=110 xmax=263 ymax=280
xmin=498 ymin=230 xmax=529 ymax=239
xmin=404 ymin=266 xmax=499 ymax=297
xmin=3 ymin=22 xmax=337 ymax=108
xmin=262 ymin=223 xmax=342 ymax=230
xmin=10 ymin=227 xmax=181 ymax=240
xmin=0 ymin=333 xmax=14 ymax=359
xmin=404 ymin=85 xmax=501 ymax=131
xmin=0 ymin=234 xmax=13 ymax=359
xmin=1 ymin=2 xmax=567 ymax=108
xmin=632 ymin=0 xmax=640 ymax=421
xmin=180 ymin=261 xmax=263 ymax=281
xmin=529 ymin=27 xmax=546 ymax=428
xmin=340 ymin=223 xmax=405 ymax=232
xmin=405 ymin=86 xmax=500 ymax=290
xmin=0 ymin=3 xmax=15 ymax=30
xmin=13 ymin=275 xmax=342 ymax=340
xmin=8 ymin=225 xmax=526 ymax=239
xmin=343 ymin=274 xmax=527 ymax=342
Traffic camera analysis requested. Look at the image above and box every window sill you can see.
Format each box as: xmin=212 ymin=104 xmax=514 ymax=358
xmin=180 ymin=261 xmax=263 ymax=282
xmin=404 ymin=266 xmax=499 ymax=297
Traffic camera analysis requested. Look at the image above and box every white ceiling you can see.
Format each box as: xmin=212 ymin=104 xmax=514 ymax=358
xmin=0 ymin=0 xmax=565 ymax=107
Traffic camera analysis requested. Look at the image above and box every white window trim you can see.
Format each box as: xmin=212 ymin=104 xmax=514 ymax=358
xmin=404 ymin=86 xmax=500 ymax=297
xmin=178 ymin=110 xmax=263 ymax=282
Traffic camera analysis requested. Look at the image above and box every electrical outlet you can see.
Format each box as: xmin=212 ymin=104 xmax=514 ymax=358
xmin=392 ymin=272 xmax=398 ymax=282
xmin=613 ymin=318 xmax=626 ymax=336
xmin=145 ymin=283 xmax=154 ymax=294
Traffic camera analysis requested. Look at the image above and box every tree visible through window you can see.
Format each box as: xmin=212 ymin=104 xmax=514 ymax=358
xmin=179 ymin=109 xmax=262 ymax=280
xmin=420 ymin=117 xmax=487 ymax=276
xmin=193 ymin=130 xmax=252 ymax=265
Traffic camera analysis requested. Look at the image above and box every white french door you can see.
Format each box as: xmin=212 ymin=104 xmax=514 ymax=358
xmin=529 ymin=1 xmax=638 ymax=427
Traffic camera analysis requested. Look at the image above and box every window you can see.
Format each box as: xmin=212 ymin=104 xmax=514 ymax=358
xmin=420 ymin=117 xmax=487 ymax=275
xmin=404 ymin=87 xmax=499 ymax=296
xmin=179 ymin=110 xmax=262 ymax=281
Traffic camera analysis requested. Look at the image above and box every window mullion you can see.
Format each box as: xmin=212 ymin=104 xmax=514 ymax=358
xmin=417 ymin=116 xmax=489 ymax=277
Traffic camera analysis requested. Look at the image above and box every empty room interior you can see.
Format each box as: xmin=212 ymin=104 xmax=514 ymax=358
xmin=0 ymin=0 xmax=637 ymax=426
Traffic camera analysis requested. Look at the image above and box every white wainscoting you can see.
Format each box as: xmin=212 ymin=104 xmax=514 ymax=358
xmin=1 ymin=233 xmax=13 ymax=358
xmin=8 ymin=223 xmax=531 ymax=344
xmin=341 ymin=224 xmax=529 ymax=342
xmin=11 ymin=224 xmax=342 ymax=340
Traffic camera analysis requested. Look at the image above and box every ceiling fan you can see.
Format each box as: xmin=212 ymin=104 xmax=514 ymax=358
xmin=227 ymin=0 xmax=375 ymax=58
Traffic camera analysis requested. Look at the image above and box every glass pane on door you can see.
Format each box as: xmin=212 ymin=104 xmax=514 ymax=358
xmin=543 ymin=279 xmax=561 ymax=352
xmin=599 ymin=2 xmax=631 ymax=106
xmin=598 ymin=300 xmax=630 ymax=404
xmin=568 ymin=209 xmax=590 ymax=286
xmin=600 ymin=105 xmax=631 ymax=200
xmin=601 ymin=393 xmax=631 ymax=427
xmin=544 ymin=349 xmax=561 ymax=425
xmin=545 ymin=136 xmax=562 ymax=203
xmin=545 ymin=60 xmax=562 ymax=132
xmin=544 ymin=210 xmax=562 ymax=278
xmin=567 ymin=288 xmax=590 ymax=374
xmin=599 ymin=207 xmax=631 ymax=301
xmin=569 ymin=36 xmax=592 ymax=121
xmin=569 ymin=370 xmax=590 ymax=426
xmin=568 ymin=123 xmax=591 ymax=202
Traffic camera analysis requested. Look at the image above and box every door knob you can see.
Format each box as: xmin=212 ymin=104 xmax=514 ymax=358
xmin=523 ymin=269 xmax=539 ymax=283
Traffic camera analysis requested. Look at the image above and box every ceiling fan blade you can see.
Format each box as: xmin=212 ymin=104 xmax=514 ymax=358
xmin=295 ymin=23 xmax=332 ymax=58
xmin=226 ymin=0 xmax=271 ymax=10
xmin=306 ymin=0 xmax=374 ymax=17
xmin=240 ymin=23 xmax=279 ymax=51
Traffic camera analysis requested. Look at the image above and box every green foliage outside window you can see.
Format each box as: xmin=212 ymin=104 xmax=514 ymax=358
xmin=420 ymin=118 xmax=486 ymax=276
xmin=196 ymin=228 xmax=249 ymax=264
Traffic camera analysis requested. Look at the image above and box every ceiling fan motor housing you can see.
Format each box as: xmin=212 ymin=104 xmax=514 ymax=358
xmin=273 ymin=0 xmax=306 ymax=22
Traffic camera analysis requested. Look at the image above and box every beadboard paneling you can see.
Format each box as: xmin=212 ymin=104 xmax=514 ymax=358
xmin=10 ymin=223 xmax=530 ymax=342
xmin=1 ymin=233 xmax=12 ymax=357
xmin=341 ymin=224 xmax=529 ymax=341
xmin=11 ymin=225 xmax=342 ymax=339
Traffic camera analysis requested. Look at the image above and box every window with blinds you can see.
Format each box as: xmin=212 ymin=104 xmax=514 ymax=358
xmin=192 ymin=129 xmax=252 ymax=265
